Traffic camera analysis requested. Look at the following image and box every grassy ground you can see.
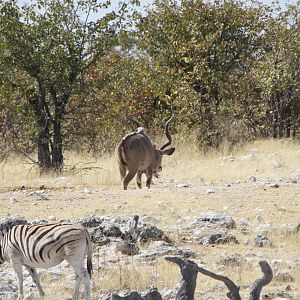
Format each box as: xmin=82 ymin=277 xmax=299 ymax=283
xmin=0 ymin=139 xmax=299 ymax=299
xmin=1 ymin=139 xmax=300 ymax=189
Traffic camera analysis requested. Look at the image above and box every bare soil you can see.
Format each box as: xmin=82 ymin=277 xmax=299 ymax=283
xmin=0 ymin=179 xmax=299 ymax=299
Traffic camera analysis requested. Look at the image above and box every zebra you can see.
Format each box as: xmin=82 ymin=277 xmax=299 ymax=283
xmin=0 ymin=222 xmax=93 ymax=300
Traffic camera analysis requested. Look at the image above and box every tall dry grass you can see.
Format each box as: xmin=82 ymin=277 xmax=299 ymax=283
xmin=0 ymin=139 xmax=299 ymax=189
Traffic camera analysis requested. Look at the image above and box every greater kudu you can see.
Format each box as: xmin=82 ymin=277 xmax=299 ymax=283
xmin=115 ymin=115 xmax=175 ymax=190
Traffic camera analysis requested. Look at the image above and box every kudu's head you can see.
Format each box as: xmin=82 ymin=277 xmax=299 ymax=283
xmin=151 ymin=115 xmax=175 ymax=177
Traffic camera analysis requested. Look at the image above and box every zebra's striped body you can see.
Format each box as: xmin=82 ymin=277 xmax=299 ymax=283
xmin=0 ymin=222 xmax=93 ymax=300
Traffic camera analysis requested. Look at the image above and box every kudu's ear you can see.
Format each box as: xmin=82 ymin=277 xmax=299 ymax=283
xmin=160 ymin=147 xmax=175 ymax=156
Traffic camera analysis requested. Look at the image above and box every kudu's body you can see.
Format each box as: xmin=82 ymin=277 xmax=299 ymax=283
xmin=116 ymin=116 xmax=175 ymax=190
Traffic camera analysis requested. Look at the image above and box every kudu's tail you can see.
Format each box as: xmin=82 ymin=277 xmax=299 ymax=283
xmin=116 ymin=140 xmax=127 ymax=177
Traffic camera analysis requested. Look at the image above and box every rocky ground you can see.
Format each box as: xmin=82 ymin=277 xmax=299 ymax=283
xmin=0 ymin=178 xmax=299 ymax=299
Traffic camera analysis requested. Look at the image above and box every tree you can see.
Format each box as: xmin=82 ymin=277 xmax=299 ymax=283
xmin=134 ymin=0 xmax=270 ymax=147
xmin=0 ymin=0 xmax=118 ymax=172
xmin=258 ymin=2 xmax=300 ymax=138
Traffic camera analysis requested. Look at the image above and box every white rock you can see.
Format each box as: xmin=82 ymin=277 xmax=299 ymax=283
xmin=175 ymin=183 xmax=191 ymax=188
xmin=82 ymin=188 xmax=92 ymax=194
xmin=240 ymin=218 xmax=250 ymax=226
xmin=206 ymin=189 xmax=215 ymax=195
xmin=254 ymin=207 xmax=264 ymax=213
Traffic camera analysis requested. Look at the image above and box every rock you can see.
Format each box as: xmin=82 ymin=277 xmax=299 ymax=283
xmin=48 ymin=216 xmax=56 ymax=221
xmin=199 ymin=233 xmax=238 ymax=245
xmin=192 ymin=213 xmax=236 ymax=230
xmin=82 ymin=188 xmax=92 ymax=194
xmin=175 ymin=183 xmax=191 ymax=188
xmin=110 ymin=287 xmax=163 ymax=300
xmin=138 ymin=224 xmax=167 ymax=244
xmin=270 ymin=183 xmax=279 ymax=188
xmin=254 ymin=235 xmax=272 ymax=247
xmin=79 ymin=216 xmax=110 ymax=228
xmin=0 ymin=282 xmax=18 ymax=293
xmin=248 ymin=176 xmax=257 ymax=183
xmin=31 ymin=219 xmax=48 ymax=225
xmin=239 ymin=218 xmax=250 ymax=226
xmin=255 ymin=207 xmax=264 ymax=213
xmin=28 ymin=190 xmax=44 ymax=196
xmin=136 ymin=241 xmax=195 ymax=261
xmin=206 ymin=189 xmax=215 ymax=195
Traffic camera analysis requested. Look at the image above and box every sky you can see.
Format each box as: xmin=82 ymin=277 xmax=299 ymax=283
xmin=130 ymin=0 xmax=297 ymax=10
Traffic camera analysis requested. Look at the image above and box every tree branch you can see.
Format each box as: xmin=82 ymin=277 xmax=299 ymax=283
xmin=249 ymin=261 xmax=273 ymax=300
xmin=164 ymin=256 xmax=198 ymax=300
xmin=165 ymin=256 xmax=241 ymax=300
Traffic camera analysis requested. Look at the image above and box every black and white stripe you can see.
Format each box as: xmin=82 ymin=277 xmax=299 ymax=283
xmin=0 ymin=222 xmax=92 ymax=300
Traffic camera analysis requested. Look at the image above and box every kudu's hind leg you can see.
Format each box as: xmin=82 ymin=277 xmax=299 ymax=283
xmin=136 ymin=171 xmax=143 ymax=189
xmin=145 ymin=170 xmax=153 ymax=189
xmin=123 ymin=169 xmax=137 ymax=190
xmin=118 ymin=164 xmax=126 ymax=180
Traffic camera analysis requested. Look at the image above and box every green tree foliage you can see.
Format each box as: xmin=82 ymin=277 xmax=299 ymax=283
xmin=0 ymin=0 xmax=299 ymax=165
xmin=0 ymin=0 xmax=118 ymax=171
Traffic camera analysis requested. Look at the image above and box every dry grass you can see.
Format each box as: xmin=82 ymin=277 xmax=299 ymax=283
xmin=0 ymin=139 xmax=299 ymax=189
xmin=0 ymin=139 xmax=299 ymax=299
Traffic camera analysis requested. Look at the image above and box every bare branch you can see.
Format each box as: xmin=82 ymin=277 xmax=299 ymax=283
xmin=165 ymin=256 xmax=241 ymax=300
xmin=249 ymin=261 xmax=273 ymax=300
xmin=165 ymin=256 xmax=198 ymax=300
xmin=12 ymin=144 xmax=38 ymax=165
xmin=192 ymin=262 xmax=241 ymax=300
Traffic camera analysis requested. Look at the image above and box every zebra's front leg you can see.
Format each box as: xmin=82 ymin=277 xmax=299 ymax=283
xmin=25 ymin=265 xmax=45 ymax=297
xmin=11 ymin=261 xmax=24 ymax=300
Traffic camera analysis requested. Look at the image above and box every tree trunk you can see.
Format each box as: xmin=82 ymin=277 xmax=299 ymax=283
xmin=29 ymin=90 xmax=52 ymax=173
xmin=49 ymin=89 xmax=68 ymax=173
xmin=37 ymin=126 xmax=51 ymax=173
xmin=52 ymin=113 xmax=63 ymax=171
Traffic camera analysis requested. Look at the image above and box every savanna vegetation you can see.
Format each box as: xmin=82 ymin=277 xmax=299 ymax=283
xmin=0 ymin=0 xmax=299 ymax=173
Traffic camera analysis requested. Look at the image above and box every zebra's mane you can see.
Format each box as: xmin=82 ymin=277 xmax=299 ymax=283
xmin=0 ymin=218 xmax=29 ymax=237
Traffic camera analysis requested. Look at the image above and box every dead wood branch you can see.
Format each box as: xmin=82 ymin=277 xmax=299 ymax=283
xmin=192 ymin=261 xmax=241 ymax=300
xmin=249 ymin=261 xmax=273 ymax=300
xmin=165 ymin=256 xmax=273 ymax=300
xmin=164 ymin=256 xmax=198 ymax=300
